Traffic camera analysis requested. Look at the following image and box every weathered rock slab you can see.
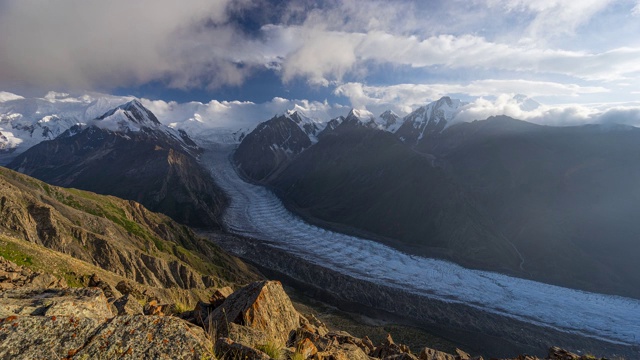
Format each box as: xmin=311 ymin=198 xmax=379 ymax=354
xmin=0 ymin=288 xmax=113 ymax=319
xmin=0 ymin=315 xmax=104 ymax=359
xmin=207 ymin=280 xmax=301 ymax=345
xmin=74 ymin=315 xmax=213 ymax=359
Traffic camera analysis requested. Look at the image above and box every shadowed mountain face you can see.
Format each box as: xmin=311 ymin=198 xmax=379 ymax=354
xmin=270 ymin=122 xmax=522 ymax=272
xmin=233 ymin=113 xmax=313 ymax=182
xmin=244 ymin=115 xmax=640 ymax=298
xmin=425 ymin=116 xmax=640 ymax=297
xmin=7 ymin=101 xmax=226 ymax=229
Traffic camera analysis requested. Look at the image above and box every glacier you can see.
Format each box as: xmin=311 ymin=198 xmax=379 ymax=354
xmin=200 ymin=142 xmax=640 ymax=347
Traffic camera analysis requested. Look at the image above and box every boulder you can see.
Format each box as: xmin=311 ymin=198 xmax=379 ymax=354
xmin=206 ymin=280 xmax=301 ymax=345
xmin=455 ymin=348 xmax=471 ymax=360
xmin=315 ymin=342 xmax=370 ymax=360
xmin=0 ymin=315 xmax=104 ymax=359
xmin=113 ymin=293 xmax=144 ymax=315
xmin=295 ymin=337 xmax=318 ymax=358
xmin=116 ymin=280 xmax=146 ymax=301
xmin=372 ymin=333 xmax=414 ymax=359
xmin=215 ymin=337 xmax=271 ymax=360
xmin=0 ymin=257 xmax=67 ymax=290
xmin=74 ymin=315 xmax=213 ymax=359
xmin=210 ymin=286 xmax=234 ymax=308
xmin=0 ymin=288 xmax=113 ymax=319
xmin=419 ymin=347 xmax=455 ymax=360
xmin=227 ymin=322 xmax=270 ymax=348
xmin=87 ymin=273 xmax=119 ymax=299
xmin=179 ymin=300 xmax=212 ymax=327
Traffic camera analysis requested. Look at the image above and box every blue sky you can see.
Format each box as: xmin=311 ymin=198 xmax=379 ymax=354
xmin=1 ymin=0 xmax=640 ymax=123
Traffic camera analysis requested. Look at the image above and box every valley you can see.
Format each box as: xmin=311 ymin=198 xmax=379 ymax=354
xmin=199 ymin=141 xmax=640 ymax=356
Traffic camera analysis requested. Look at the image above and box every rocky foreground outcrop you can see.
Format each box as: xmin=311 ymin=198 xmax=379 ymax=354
xmin=0 ymin=259 xmax=611 ymax=360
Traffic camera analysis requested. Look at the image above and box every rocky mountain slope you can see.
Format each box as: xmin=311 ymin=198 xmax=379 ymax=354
xmin=0 ymin=165 xmax=257 ymax=294
xmin=7 ymin=100 xmax=226 ymax=228
xmin=0 ymin=148 xmax=622 ymax=359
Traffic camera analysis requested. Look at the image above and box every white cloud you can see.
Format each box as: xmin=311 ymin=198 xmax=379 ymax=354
xmin=334 ymin=80 xmax=609 ymax=116
xmin=0 ymin=0 xmax=264 ymax=90
xmin=265 ymin=25 xmax=640 ymax=85
xmin=633 ymin=1 xmax=640 ymax=16
xmin=487 ymin=0 xmax=613 ymax=38
xmin=141 ymin=97 xmax=348 ymax=133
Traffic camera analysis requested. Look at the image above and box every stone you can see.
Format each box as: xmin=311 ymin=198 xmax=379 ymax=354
xmin=116 ymin=280 xmax=146 ymax=301
xmin=455 ymin=348 xmax=471 ymax=360
xmin=547 ymin=347 xmax=580 ymax=360
xmin=113 ymin=293 xmax=144 ymax=315
xmin=385 ymin=354 xmax=420 ymax=360
xmin=0 ymin=315 xmax=104 ymax=359
xmin=419 ymin=347 xmax=456 ymax=360
xmin=0 ymin=257 xmax=67 ymax=290
xmin=0 ymin=288 xmax=113 ymax=319
xmin=88 ymin=273 xmax=119 ymax=299
xmin=295 ymin=337 xmax=318 ymax=358
xmin=372 ymin=333 xmax=414 ymax=359
xmin=206 ymin=280 xmax=301 ymax=346
xmin=227 ymin=322 xmax=270 ymax=348
xmin=215 ymin=337 xmax=271 ymax=360
xmin=316 ymin=342 xmax=370 ymax=360
xmin=180 ymin=300 xmax=212 ymax=327
xmin=209 ymin=286 xmax=234 ymax=308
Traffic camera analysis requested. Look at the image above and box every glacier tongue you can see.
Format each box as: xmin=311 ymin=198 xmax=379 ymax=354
xmin=200 ymin=142 xmax=640 ymax=347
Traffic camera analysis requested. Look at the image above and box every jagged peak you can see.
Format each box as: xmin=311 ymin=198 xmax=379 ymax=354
xmin=347 ymin=108 xmax=374 ymax=121
xmin=95 ymin=99 xmax=161 ymax=131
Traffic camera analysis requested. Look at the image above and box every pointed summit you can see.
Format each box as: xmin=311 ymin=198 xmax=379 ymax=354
xmin=95 ymin=99 xmax=161 ymax=132
xmin=395 ymin=96 xmax=466 ymax=144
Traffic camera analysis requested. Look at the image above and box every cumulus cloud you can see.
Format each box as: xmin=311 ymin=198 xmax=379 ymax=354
xmin=334 ymin=80 xmax=609 ymax=115
xmin=0 ymin=0 xmax=638 ymax=109
xmin=0 ymin=0 xmax=267 ymax=90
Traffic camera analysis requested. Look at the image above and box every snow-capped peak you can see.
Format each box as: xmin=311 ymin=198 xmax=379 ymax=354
xmin=0 ymin=91 xmax=24 ymax=103
xmin=513 ymin=94 xmax=541 ymax=111
xmin=285 ymin=110 xmax=326 ymax=143
xmin=93 ymin=99 xmax=161 ymax=132
xmin=348 ymin=108 xmax=374 ymax=122
xmin=395 ymin=96 xmax=467 ymax=143
xmin=376 ymin=110 xmax=403 ymax=132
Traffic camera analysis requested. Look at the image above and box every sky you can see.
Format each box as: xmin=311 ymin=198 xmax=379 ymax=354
xmin=1 ymin=0 xmax=640 ymax=125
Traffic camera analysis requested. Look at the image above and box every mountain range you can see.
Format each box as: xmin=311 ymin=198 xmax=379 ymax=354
xmin=5 ymin=99 xmax=226 ymax=228
xmin=235 ymin=97 xmax=640 ymax=299
xmin=1 ymin=92 xmax=639 ymax=358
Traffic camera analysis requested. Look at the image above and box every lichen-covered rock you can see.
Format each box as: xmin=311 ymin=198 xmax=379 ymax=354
xmin=215 ymin=337 xmax=271 ymax=360
xmin=0 ymin=257 xmax=67 ymax=290
xmin=210 ymin=286 xmax=233 ymax=308
xmin=372 ymin=333 xmax=414 ymax=359
xmin=316 ymin=342 xmax=370 ymax=360
xmin=548 ymin=346 xmax=580 ymax=359
xmin=74 ymin=315 xmax=213 ymax=359
xmin=0 ymin=288 xmax=113 ymax=319
xmin=455 ymin=348 xmax=471 ymax=360
xmin=419 ymin=347 xmax=455 ymax=360
xmin=116 ymin=280 xmax=146 ymax=301
xmin=0 ymin=315 xmax=104 ymax=359
xmin=207 ymin=280 xmax=301 ymax=346
xmin=113 ymin=293 xmax=144 ymax=315
xmin=295 ymin=337 xmax=318 ymax=358
xmin=227 ymin=322 xmax=270 ymax=348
